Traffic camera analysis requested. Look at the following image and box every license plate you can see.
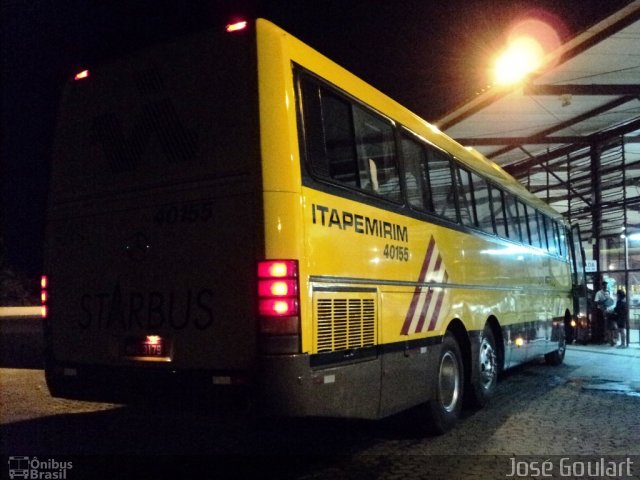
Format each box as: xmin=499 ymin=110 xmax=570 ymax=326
xmin=124 ymin=336 xmax=168 ymax=359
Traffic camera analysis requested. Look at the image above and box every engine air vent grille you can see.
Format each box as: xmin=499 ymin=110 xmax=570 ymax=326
xmin=314 ymin=292 xmax=376 ymax=353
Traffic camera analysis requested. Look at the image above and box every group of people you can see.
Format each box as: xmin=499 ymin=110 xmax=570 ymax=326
xmin=594 ymin=281 xmax=628 ymax=348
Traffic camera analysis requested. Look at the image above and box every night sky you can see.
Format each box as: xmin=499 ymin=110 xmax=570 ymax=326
xmin=1 ymin=0 xmax=633 ymax=277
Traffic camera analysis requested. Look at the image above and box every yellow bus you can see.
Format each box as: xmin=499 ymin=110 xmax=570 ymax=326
xmin=44 ymin=18 xmax=576 ymax=433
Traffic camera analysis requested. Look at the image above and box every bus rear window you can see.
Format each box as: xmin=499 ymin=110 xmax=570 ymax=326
xmin=50 ymin=29 xmax=258 ymax=202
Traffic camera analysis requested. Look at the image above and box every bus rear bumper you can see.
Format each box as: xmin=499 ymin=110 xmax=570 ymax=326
xmin=258 ymin=353 xmax=383 ymax=419
xmin=45 ymin=361 xmax=252 ymax=407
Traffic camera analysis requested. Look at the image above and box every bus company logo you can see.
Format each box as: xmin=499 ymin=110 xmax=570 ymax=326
xmin=90 ymin=98 xmax=199 ymax=174
xmin=401 ymin=236 xmax=449 ymax=335
xmin=7 ymin=456 xmax=73 ymax=479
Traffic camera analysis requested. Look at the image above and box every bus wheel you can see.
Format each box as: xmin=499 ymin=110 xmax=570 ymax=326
xmin=544 ymin=336 xmax=566 ymax=366
xmin=467 ymin=325 xmax=498 ymax=407
xmin=427 ymin=332 xmax=463 ymax=434
xmin=44 ymin=355 xmax=85 ymax=399
xmin=45 ymin=367 xmax=79 ymax=399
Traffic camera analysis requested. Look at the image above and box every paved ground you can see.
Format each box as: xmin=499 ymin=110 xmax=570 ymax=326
xmin=1 ymin=317 xmax=638 ymax=479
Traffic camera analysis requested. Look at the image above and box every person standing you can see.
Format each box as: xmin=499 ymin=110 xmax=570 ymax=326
xmin=593 ymin=282 xmax=612 ymax=343
xmin=613 ymin=290 xmax=628 ymax=348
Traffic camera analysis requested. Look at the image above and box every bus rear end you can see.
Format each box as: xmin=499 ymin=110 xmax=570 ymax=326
xmin=44 ymin=25 xmax=262 ymax=399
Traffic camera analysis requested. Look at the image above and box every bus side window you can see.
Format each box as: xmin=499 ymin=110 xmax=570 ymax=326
xmin=471 ymin=172 xmax=493 ymax=234
xmin=491 ymin=186 xmax=508 ymax=238
xmin=542 ymin=216 xmax=551 ymax=253
xmin=527 ymin=206 xmax=542 ymax=249
xmin=504 ymin=192 xmax=522 ymax=242
xmin=557 ymin=222 xmax=564 ymax=257
xmin=352 ymin=106 xmax=400 ymax=202
xmin=517 ymin=200 xmax=531 ymax=245
xmin=456 ymin=166 xmax=475 ymax=227
xmin=538 ymin=212 xmax=550 ymax=252
xmin=555 ymin=222 xmax=565 ymax=258
xmin=544 ymin=216 xmax=558 ymax=255
xmin=300 ymin=80 xmax=330 ymax=177
xmin=400 ymin=135 xmax=432 ymax=212
xmin=300 ymin=77 xmax=400 ymax=202
xmin=428 ymin=148 xmax=457 ymax=222
xmin=321 ymin=92 xmax=359 ymax=186
xmin=300 ymin=79 xmax=359 ymax=186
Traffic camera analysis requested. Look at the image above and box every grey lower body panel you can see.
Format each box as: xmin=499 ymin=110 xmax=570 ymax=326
xmin=259 ymin=341 xmax=442 ymax=420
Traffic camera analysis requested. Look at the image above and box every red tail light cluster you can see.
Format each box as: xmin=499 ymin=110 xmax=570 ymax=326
xmin=225 ymin=21 xmax=248 ymax=33
xmin=41 ymin=275 xmax=48 ymax=318
xmin=257 ymin=260 xmax=300 ymax=339
xmin=74 ymin=69 xmax=90 ymax=81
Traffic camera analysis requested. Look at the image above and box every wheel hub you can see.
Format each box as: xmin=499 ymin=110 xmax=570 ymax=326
xmin=479 ymin=337 xmax=497 ymax=390
xmin=439 ymin=351 xmax=460 ymax=412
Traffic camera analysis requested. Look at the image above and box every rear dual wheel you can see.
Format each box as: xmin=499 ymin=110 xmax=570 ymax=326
xmin=428 ymin=326 xmax=499 ymax=433
xmin=427 ymin=332 xmax=464 ymax=434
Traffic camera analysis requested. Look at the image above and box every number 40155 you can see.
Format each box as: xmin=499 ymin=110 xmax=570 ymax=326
xmin=384 ymin=244 xmax=409 ymax=261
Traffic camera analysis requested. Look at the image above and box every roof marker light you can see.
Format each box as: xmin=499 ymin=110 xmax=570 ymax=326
xmin=225 ymin=21 xmax=248 ymax=33
xmin=74 ymin=69 xmax=90 ymax=81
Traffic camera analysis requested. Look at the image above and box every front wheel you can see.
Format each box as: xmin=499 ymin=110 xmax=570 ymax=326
xmin=427 ymin=332 xmax=464 ymax=434
xmin=544 ymin=337 xmax=566 ymax=366
xmin=545 ymin=316 xmax=567 ymax=366
xmin=467 ymin=325 xmax=499 ymax=407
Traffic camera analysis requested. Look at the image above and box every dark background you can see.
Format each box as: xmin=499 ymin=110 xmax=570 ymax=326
xmin=1 ymin=0 xmax=633 ymax=283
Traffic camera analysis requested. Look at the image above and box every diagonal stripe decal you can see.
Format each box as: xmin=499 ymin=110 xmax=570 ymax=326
xmin=400 ymin=237 xmax=435 ymax=335
xmin=401 ymin=236 xmax=449 ymax=335
xmin=427 ymin=271 xmax=449 ymax=331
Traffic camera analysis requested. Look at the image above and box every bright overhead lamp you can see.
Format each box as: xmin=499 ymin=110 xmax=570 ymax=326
xmin=493 ymin=37 xmax=543 ymax=85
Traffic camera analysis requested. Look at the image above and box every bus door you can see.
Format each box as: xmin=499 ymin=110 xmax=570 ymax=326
xmin=568 ymin=224 xmax=589 ymax=343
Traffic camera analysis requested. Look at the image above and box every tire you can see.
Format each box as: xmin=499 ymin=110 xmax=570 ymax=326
xmin=467 ymin=325 xmax=498 ymax=407
xmin=427 ymin=332 xmax=464 ymax=434
xmin=44 ymin=350 xmax=88 ymax=400
xmin=545 ymin=336 xmax=566 ymax=366
xmin=45 ymin=366 xmax=79 ymax=399
xmin=545 ymin=316 xmax=567 ymax=366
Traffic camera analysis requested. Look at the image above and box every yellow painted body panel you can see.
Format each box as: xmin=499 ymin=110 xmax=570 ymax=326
xmin=255 ymin=19 xmax=571 ymax=355
xmin=301 ymin=188 xmax=571 ymax=353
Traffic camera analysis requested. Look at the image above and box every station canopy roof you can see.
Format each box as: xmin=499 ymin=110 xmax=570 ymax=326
xmin=437 ymin=0 xmax=640 ymax=240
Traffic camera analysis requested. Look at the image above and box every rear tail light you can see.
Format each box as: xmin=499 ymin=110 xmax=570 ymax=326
xmin=41 ymin=275 xmax=48 ymax=318
xmin=257 ymin=260 xmax=297 ymax=278
xmin=258 ymin=279 xmax=297 ymax=298
xmin=225 ymin=20 xmax=248 ymax=33
xmin=74 ymin=69 xmax=90 ymax=81
xmin=257 ymin=260 xmax=300 ymax=353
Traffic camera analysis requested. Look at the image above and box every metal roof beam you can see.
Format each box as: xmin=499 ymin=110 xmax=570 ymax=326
xmin=458 ymin=134 xmax=640 ymax=146
xmin=459 ymin=136 xmax=591 ymax=145
xmin=518 ymin=146 xmax=593 ymax=207
xmin=524 ymin=84 xmax=640 ymax=96
xmin=524 ymin=158 xmax=640 ymax=189
xmin=503 ymin=115 xmax=640 ymax=175
xmin=489 ymin=96 xmax=636 ymax=160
